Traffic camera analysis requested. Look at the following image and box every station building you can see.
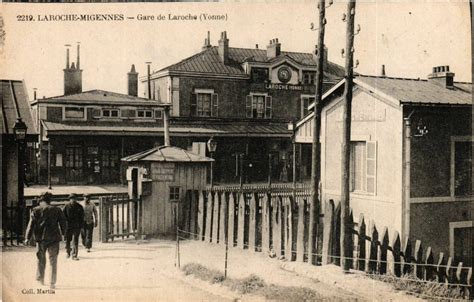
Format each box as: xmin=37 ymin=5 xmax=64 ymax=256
xmin=145 ymin=31 xmax=345 ymax=184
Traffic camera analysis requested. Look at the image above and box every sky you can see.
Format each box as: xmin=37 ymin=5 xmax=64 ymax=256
xmin=0 ymin=1 xmax=471 ymax=99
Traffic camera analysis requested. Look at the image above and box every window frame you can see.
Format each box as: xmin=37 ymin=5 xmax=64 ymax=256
xmin=350 ymin=140 xmax=377 ymax=196
xmin=136 ymin=109 xmax=154 ymax=119
xmin=63 ymin=106 xmax=86 ymax=120
xmin=102 ymin=108 xmax=120 ymax=118
xmin=191 ymin=89 xmax=218 ymax=117
xmin=169 ymin=186 xmax=181 ymax=202
xmin=450 ymin=136 xmax=473 ymax=197
xmin=301 ymin=95 xmax=315 ymax=118
xmin=449 ymin=220 xmax=473 ymax=262
xmin=246 ymin=93 xmax=272 ymax=119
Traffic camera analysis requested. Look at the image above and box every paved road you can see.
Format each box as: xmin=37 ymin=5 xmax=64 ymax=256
xmin=2 ymin=240 xmax=232 ymax=302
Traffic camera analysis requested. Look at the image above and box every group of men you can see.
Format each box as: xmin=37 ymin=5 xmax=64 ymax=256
xmin=24 ymin=192 xmax=98 ymax=289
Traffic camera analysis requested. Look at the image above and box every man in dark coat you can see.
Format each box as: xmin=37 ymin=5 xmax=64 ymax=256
xmin=63 ymin=193 xmax=84 ymax=260
xmin=25 ymin=192 xmax=67 ymax=289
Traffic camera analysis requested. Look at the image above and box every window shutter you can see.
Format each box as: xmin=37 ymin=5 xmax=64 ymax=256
xmin=212 ymin=93 xmax=219 ymax=117
xmin=265 ymin=96 xmax=272 ymax=118
xmin=246 ymin=95 xmax=252 ymax=118
xmin=190 ymin=93 xmax=197 ymax=116
xmin=366 ymin=141 xmax=377 ymax=194
xmin=92 ymin=108 xmax=101 ymax=118
xmin=154 ymin=109 xmax=162 ymax=119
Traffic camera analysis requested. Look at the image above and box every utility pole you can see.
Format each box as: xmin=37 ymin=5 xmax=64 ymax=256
xmin=340 ymin=0 xmax=357 ymax=272
xmin=308 ymin=0 xmax=331 ymax=265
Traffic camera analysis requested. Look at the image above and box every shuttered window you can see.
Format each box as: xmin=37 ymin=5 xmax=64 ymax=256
xmin=350 ymin=141 xmax=377 ymax=195
xmin=246 ymin=95 xmax=272 ymax=119
xmin=191 ymin=90 xmax=218 ymax=117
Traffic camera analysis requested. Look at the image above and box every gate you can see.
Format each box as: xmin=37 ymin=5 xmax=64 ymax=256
xmin=100 ymin=195 xmax=142 ymax=242
xmin=2 ymin=199 xmax=27 ymax=246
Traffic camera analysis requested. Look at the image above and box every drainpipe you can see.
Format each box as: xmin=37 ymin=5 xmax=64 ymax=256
xmin=402 ymin=112 xmax=413 ymax=242
xmin=163 ymin=106 xmax=170 ymax=147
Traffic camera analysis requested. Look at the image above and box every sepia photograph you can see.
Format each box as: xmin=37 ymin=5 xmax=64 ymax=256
xmin=0 ymin=1 xmax=472 ymax=301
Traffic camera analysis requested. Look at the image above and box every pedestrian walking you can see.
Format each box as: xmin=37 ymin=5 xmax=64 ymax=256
xmin=63 ymin=193 xmax=84 ymax=260
xmin=25 ymin=192 xmax=67 ymax=289
xmin=81 ymin=194 xmax=98 ymax=252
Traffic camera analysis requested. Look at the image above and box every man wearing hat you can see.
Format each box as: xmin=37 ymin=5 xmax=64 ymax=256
xmin=81 ymin=194 xmax=98 ymax=252
xmin=63 ymin=193 xmax=84 ymax=260
xmin=25 ymin=192 xmax=67 ymax=289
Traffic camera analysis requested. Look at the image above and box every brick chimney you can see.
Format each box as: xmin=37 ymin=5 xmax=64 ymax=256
xmin=312 ymin=44 xmax=328 ymax=67
xmin=64 ymin=43 xmax=82 ymax=95
xmin=202 ymin=31 xmax=212 ymax=51
xmin=428 ymin=65 xmax=455 ymax=89
xmin=266 ymin=38 xmax=281 ymax=59
xmin=127 ymin=64 xmax=138 ymax=97
xmin=218 ymin=31 xmax=229 ymax=64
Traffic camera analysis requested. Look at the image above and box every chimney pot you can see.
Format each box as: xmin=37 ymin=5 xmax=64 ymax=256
xmin=428 ymin=65 xmax=455 ymax=89
xmin=381 ymin=64 xmax=386 ymax=77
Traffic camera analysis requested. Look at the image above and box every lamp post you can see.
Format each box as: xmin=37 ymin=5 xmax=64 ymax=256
xmin=207 ymin=137 xmax=217 ymax=187
xmin=13 ymin=117 xmax=27 ymax=242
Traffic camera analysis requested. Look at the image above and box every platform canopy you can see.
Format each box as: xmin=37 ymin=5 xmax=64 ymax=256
xmin=121 ymin=145 xmax=214 ymax=163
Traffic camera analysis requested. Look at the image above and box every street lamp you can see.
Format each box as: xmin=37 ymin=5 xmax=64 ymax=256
xmin=13 ymin=117 xmax=27 ymax=242
xmin=207 ymin=137 xmax=217 ymax=187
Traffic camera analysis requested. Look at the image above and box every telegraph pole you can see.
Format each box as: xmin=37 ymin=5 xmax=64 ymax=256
xmin=308 ymin=0 xmax=331 ymax=265
xmin=340 ymin=0 xmax=357 ymax=272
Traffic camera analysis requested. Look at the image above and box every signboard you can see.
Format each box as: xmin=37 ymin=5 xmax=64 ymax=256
xmin=265 ymin=83 xmax=303 ymax=91
xmin=152 ymin=163 xmax=175 ymax=182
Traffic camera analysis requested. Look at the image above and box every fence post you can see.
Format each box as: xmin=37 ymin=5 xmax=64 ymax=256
xmin=273 ymin=196 xmax=282 ymax=257
xmin=205 ymin=191 xmax=213 ymax=242
xmin=227 ymin=193 xmax=235 ymax=248
xmin=424 ymin=247 xmax=434 ymax=280
xmin=219 ymin=192 xmax=227 ymax=245
xmin=446 ymin=257 xmax=453 ymax=283
xmin=197 ymin=191 xmax=205 ymax=240
xmin=212 ymin=192 xmax=220 ymax=243
xmin=322 ymin=200 xmax=334 ymax=265
xmin=248 ymin=193 xmax=257 ymax=252
xmin=436 ymin=252 xmax=446 ymax=283
xmin=332 ymin=203 xmax=341 ymax=266
xmin=391 ymin=231 xmax=401 ymax=277
xmin=402 ymin=238 xmax=412 ymax=275
xmin=379 ymin=227 xmax=389 ymax=274
xmin=357 ymin=213 xmax=366 ymax=271
xmin=296 ymin=197 xmax=305 ymax=262
xmin=261 ymin=193 xmax=270 ymax=253
xmin=237 ymin=193 xmax=245 ymax=249
xmin=100 ymin=197 xmax=107 ymax=243
xmin=368 ymin=222 xmax=378 ymax=273
xmin=414 ymin=240 xmax=423 ymax=279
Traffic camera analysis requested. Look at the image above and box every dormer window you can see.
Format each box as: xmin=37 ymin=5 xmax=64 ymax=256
xmin=303 ymin=71 xmax=316 ymax=85
xmin=251 ymin=68 xmax=269 ymax=83
xmin=102 ymin=109 xmax=120 ymax=118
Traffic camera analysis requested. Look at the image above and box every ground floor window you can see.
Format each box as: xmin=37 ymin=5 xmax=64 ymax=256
xmin=65 ymin=145 xmax=83 ymax=183
xmin=452 ymin=138 xmax=473 ymax=196
xmin=169 ymin=186 xmax=180 ymax=201
xmin=350 ymin=141 xmax=377 ymax=194
xmin=450 ymin=221 xmax=473 ymax=267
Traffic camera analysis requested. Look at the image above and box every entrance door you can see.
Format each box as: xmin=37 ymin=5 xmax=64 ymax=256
xmin=65 ymin=145 xmax=83 ymax=183
xmin=101 ymin=149 xmax=120 ymax=183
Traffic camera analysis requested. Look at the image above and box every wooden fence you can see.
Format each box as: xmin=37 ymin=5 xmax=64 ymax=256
xmin=179 ymin=189 xmax=472 ymax=297
xmin=100 ymin=195 xmax=142 ymax=242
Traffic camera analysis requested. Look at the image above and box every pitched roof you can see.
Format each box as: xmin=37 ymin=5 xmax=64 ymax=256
xmin=36 ymin=89 xmax=164 ymax=106
xmin=355 ymin=75 xmax=472 ymax=106
xmin=1 ymin=80 xmax=37 ymax=136
xmin=122 ymin=145 xmax=213 ymax=163
xmin=159 ymin=46 xmax=345 ymax=79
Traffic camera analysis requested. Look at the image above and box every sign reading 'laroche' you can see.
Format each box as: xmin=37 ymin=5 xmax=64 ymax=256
xmin=265 ymin=83 xmax=303 ymax=91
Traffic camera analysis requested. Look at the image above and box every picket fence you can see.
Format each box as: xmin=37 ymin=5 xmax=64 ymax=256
xmin=178 ymin=189 xmax=472 ymax=297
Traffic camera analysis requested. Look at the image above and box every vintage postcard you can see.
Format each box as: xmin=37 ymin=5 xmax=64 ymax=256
xmin=1 ymin=1 xmax=472 ymax=301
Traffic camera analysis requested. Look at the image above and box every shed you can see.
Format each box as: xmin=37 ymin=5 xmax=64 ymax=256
xmin=122 ymin=145 xmax=213 ymax=236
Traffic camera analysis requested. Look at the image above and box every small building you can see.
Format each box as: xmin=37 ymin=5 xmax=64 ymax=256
xmin=295 ymin=66 xmax=472 ymax=266
xmin=31 ymin=44 xmax=167 ymax=185
xmin=122 ymin=146 xmax=213 ymax=236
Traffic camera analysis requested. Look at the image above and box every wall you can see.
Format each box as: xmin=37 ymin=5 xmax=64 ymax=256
xmin=409 ymin=107 xmax=472 ymax=198
xmin=410 ymin=201 xmax=473 ymax=258
xmin=160 ymin=74 xmax=316 ymax=120
xmin=141 ymin=162 xmax=207 ymax=235
xmin=321 ymin=88 xmax=404 ymax=234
